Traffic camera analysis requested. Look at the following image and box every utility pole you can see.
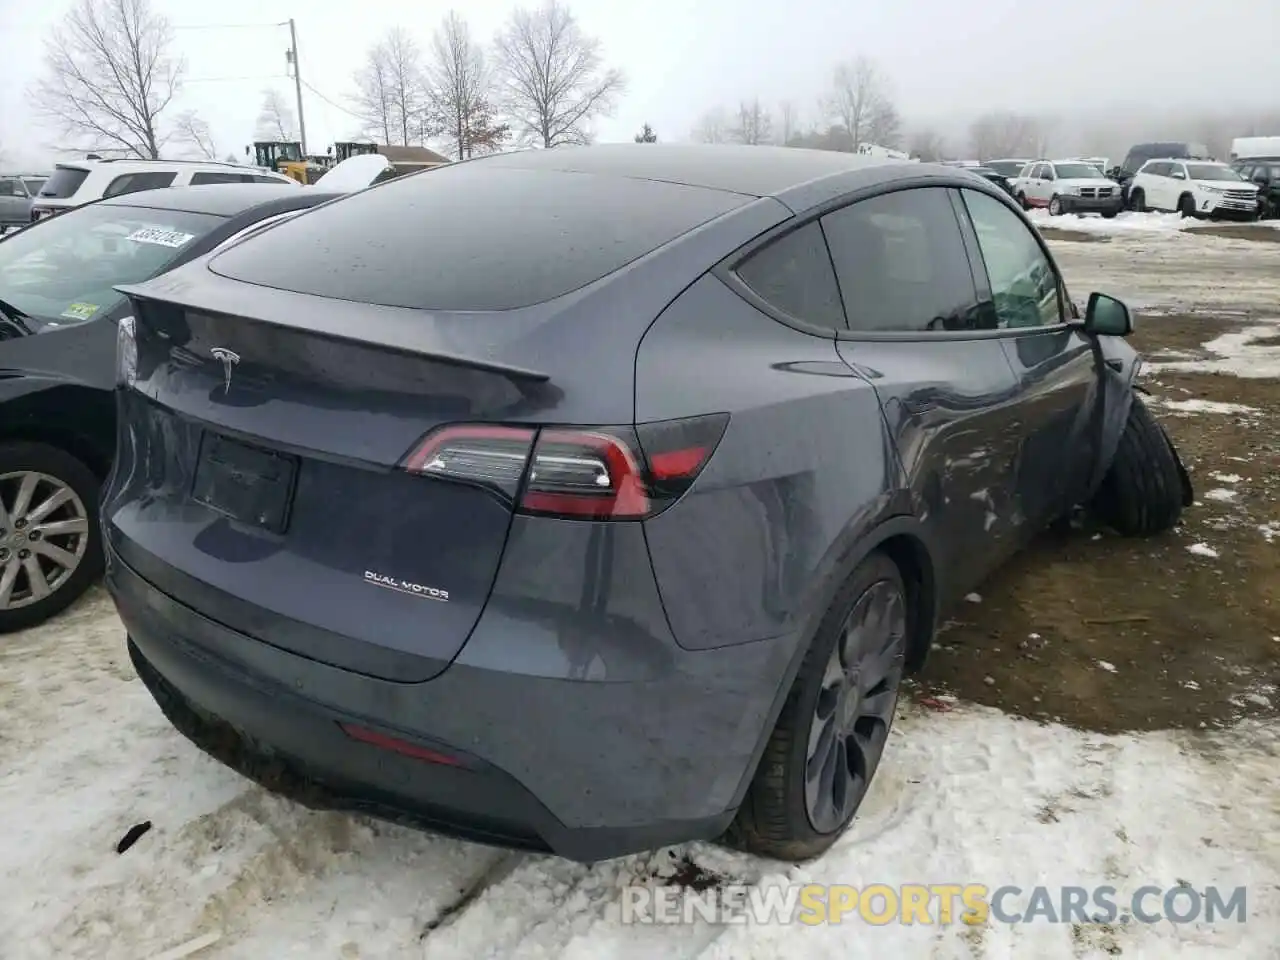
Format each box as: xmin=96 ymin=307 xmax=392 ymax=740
xmin=286 ymin=18 xmax=308 ymax=155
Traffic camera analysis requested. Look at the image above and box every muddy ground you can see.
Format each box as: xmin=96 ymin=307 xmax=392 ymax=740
xmin=914 ymin=307 xmax=1280 ymax=735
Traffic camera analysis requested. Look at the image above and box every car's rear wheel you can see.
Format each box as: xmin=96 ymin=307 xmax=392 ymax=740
xmin=1129 ymin=188 xmax=1146 ymax=212
xmin=729 ymin=550 xmax=907 ymax=861
xmin=0 ymin=442 xmax=103 ymax=634
xmin=1016 ymin=192 xmax=1028 ymax=210
xmin=1092 ymin=396 xmax=1189 ymax=537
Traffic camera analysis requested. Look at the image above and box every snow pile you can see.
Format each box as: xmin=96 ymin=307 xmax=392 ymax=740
xmin=1028 ymin=209 xmax=1189 ymax=236
xmin=1147 ymin=321 xmax=1280 ymax=379
xmin=1 ymin=592 xmax=1278 ymax=958
xmin=1146 ymin=397 xmax=1262 ymax=417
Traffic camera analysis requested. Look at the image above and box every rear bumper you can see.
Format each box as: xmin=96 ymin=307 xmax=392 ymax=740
xmin=107 ymin=542 xmax=797 ymax=862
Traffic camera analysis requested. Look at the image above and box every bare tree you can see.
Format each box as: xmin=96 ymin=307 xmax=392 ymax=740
xmin=732 ymin=98 xmax=773 ymax=145
xmin=494 ymin=0 xmax=626 ymax=147
xmin=351 ymin=46 xmax=394 ymax=145
xmin=692 ymin=106 xmax=730 ymax=144
xmin=256 ymin=88 xmax=296 ymax=141
xmin=907 ymin=127 xmax=946 ymax=162
xmin=31 ymin=0 xmax=184 ymax=159
xmin=426 ymin=11 xmax=508 ymax=160
xmin=351 ymin=28 xmax=427 ymax=146
xmin=777 ymin=100 xmax=799 ymax=146
xmin=969 ymin=110 xmax=1051 ymax=160
xmin=173 ymin=110 xmax=217 ymax=160
xmin=824 ymin=57 xmax=900 ymax=151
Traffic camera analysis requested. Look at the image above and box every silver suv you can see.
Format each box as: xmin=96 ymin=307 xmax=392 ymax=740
xmin=0 ymin=174 xmax=48 ymax=234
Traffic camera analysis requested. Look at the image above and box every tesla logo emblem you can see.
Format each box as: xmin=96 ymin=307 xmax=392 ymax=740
xmin=210 ymin=347 xmax=240 ymax=394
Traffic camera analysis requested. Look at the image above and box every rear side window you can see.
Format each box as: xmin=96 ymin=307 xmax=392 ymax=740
xmin=39 ymin=167 xmax=90 ymax=198
xmin=209 ymin=165 xmax=748 ymax=311
xmin=190 ymin=171 xmax=250 ymax=185
xmin=822 ymin=187 xmax=983 ymax=333
xmin=102 ymin=171 xmax=177 ymax=199
xmin=734 ymin=221 xmax=844 ymax=330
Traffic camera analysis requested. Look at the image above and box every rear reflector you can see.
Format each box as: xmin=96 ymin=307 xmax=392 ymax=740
xmin=339 ymin=723 xmax=462 ymax=766
xmin=400 ymin=414 xmax=729 ymax=520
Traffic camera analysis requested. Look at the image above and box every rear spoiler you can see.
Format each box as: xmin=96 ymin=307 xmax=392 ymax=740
xmin=114 ymin=279 xmax=552 ymax=385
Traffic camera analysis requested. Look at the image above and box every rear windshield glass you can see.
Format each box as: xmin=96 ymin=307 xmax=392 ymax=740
xmin=39 ymin=167 xmax=90 ymax=199
xmin=209 ymin=164 xmax=748 ymax=311
xmin=0 ymin=203 xmax=222 ymax=326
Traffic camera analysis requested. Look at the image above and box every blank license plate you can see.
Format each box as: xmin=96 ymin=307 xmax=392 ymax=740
xmin=192 ymin=433 xmax=297 ymax=533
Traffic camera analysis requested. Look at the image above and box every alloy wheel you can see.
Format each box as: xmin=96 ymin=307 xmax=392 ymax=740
xmin=0 ymin=471 xmax=90 ymax=611
xmin=804 ymin=578 xmax=906 ymax=834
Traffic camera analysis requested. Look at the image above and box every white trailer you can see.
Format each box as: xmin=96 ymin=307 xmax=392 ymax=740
xmin=1230 ymin=136 xmax=1280 ymax=161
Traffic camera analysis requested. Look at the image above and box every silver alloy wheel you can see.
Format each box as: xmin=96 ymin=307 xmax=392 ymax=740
xmin=0 ymin=470 xmax=90 ymax=610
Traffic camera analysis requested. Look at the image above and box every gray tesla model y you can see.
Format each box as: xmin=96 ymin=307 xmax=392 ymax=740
xmin=105 ymin=144 xmax=1190 ymax=863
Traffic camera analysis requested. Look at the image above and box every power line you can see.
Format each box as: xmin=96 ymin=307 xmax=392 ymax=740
xmin=186 ymin=74 xmax=289 ymax=84
xmin=173 ymin=21 xmax=287 ymax=31
xmin=300 ymin=79 xmax=363 ymax=120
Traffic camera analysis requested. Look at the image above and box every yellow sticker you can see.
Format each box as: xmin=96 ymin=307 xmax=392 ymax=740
xmin=60 ymin=302 xmax=99 ymax=320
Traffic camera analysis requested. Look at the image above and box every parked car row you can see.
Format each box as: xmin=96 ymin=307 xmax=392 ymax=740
xmin=1 ymin=145 xmax=1193 ymax=867
xmin=0 ymin=174 xmax=48 ymax=234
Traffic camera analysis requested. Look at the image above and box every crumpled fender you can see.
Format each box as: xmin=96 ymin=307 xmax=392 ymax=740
xmin=1087 ymin=337 xmax=1193 ymax=506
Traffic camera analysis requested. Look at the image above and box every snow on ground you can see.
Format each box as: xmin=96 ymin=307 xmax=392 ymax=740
xmin=1146 ymin=397 xmax=1263 ymax=417
xmin=1027 ymin=209 xmax=1190 ymax=236
xmin=1147 ymin=322 xmax=1280 ymax=380
xmin=1 ymin=591 xmax=1277 ymax=959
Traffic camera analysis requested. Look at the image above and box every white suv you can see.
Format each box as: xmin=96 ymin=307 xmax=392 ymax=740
xmin=29 ymin=158 xmax=297 ymax=223
xmin=1012 ymin=159 xmax=1122 ymax=218
xmin=1127 ymin=159 xmax=1260 ymax=220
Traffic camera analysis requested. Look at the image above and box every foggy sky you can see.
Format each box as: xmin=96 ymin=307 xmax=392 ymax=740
xmin=4 ymin=0 xmax=1280 ymax=169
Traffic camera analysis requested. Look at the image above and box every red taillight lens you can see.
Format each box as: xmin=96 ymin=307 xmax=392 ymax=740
xmin=400 ymin=414 xmax=728 ymax=521
xmin=339 ymin=723 xmax=462 ymax=766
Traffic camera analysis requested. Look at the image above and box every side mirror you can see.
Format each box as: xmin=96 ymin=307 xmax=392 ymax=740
xmin=1254 ymin=174 xmax=1269 ymax=185
xmin=1082 ymin=292 xmax=1132 ymax=337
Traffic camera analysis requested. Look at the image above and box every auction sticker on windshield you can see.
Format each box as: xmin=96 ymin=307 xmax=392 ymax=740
xmin=60 ymin=302 xmax=99 ymax=321
xmin=127 ymin=226 xmax=196 ymax=248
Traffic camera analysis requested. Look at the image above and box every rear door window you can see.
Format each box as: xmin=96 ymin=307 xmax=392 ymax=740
xmin=38 ymin=167 xmax=90 ymax=199
xmin=190 ymin=171 xmax=250 ymax=185
xmin=822 ymin=187 xmax=984 ymax=333
xmin=209 ymin=164 xmax=749 ymax=311
xmin=102 ymin=171 xmax=178 ymax=199
xmin=733 ymin=221 xmax=844 ymax=330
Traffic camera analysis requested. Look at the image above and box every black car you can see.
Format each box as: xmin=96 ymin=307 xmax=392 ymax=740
xmin=0 ymin=184 xmax=340 ymax=632
xmin=106 ymin=145 xmax=1193 ymax=863
xmin=1232 ymin=159 xmax=1280 ymax=219
xmin=967 ymin=165 xmax=1017 ymax=197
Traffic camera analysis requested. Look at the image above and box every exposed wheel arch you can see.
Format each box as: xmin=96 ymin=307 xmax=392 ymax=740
xmin=0 ymin=383 xmax=115 ymax=481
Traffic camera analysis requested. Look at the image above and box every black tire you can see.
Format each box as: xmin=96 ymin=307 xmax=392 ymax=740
xmin=1092 ymin=396 xmax=1186 ymax=537
xmin=0 ymin=441 xmax=103 ymax=633
xmin=1048 ymin=195 xmax=1063 ymax=216
xmin=1101 ymin=209 xmax=1118 ymax=219
xmin=1128 ymin=188 xmax=1145 ymax=212
xmin=1178 ymin=194 xmax=1196 ymax=218
xmin=1016 ymin=192 xmax=1029 ymax=210
xmin=728 ymin=550 xmax=908 ymax=862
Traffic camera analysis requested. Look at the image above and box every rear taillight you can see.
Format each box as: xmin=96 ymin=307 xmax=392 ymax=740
xmin=400 ymin=414 xmax=729 ymax=520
